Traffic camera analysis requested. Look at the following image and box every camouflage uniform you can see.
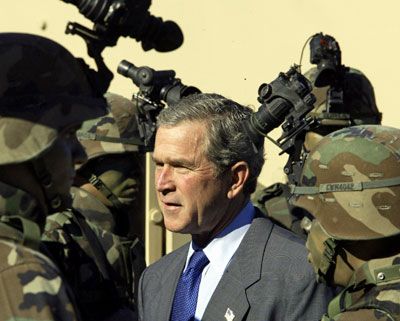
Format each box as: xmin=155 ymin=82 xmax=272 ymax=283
xmin=0 ymin=184 xmax=78 ymax=321
xmin=321 ymin=255 xmax=400 ymax=321
xmin=71 ymin=186 xmax=115 ymax=233
xmin=75 ymin=92 xmax=146 ymax=302
xmin=0 ymin=33 xmax=107 ymax=320
xmin=253 ymin=67 xmax=381 ymax=238
xmin=43 ymin=93 xmax=146 ymax=320
xmin=76 ymin=92 xmax=145 ymax=238
xmin=292 ymin=125 xmax=400 ymax=321
xmin=43 ymin=206 xmax=144 ymax=321
xmin=251 ymin=182 xmax=312 ymax=236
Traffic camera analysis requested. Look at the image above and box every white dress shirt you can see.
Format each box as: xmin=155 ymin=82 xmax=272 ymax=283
xmin=182 ymin=201 xmax=255 ymax=320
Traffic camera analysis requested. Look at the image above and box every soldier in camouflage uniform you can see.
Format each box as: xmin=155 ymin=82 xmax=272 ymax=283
xmin=291 ymin=124 xmax=400 ymax=321
xmin=0 ymin=32 xmax=107 ymax=321
xmin=43 ymin=207 xmax=144 ymax=321
xmin=74 ymin=92 xmax=146 ymax=301
xmin=74 ymin=92 xmax=145 ymax=239
xmin=43 ymin=93 xmax=146 ymax=321
xmin=252 ymin=67 xmax=382 ymax=238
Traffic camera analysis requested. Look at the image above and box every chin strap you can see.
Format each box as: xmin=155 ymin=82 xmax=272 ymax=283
xmin=307 ymin=228 xmax=339 ymax=285
xmin=316 ymin=238 xmax=339 ymax=284
xmin=32 ymin=159 xmax=64 ymax=212
xmin=88 ymin=173 xmax=124 ymax=210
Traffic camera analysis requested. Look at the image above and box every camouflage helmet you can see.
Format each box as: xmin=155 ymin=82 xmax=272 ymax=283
xmin=76 ymin=92 xmax=141 ymax=164
xmin=304 ymin=67 xmax=381 ymax=134
xmin=0 ymin=33 xmax=107 ymax=165
xmin=291 ymin=125 xmax=400 ymax=241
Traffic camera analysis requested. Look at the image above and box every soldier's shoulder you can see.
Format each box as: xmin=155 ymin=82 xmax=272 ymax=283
xmin=43 ymin=210 xmax=75 ymax=243
xmin=0 ymin=239 xmax=78 ymax=321
xmin=252 ymin=183 xmax=294 ymax=224
xmin=0 ymin=239 xmax=58 ymax=272
xmin=71 ymin=186 xmax=109 ymax=213
xmin=71 ymin=186 xmax=115 ymax=232
xmin=324 ymin=308 xmax=399 ymax=321
xmin=252 ymin=182 xmax=286 ymax=207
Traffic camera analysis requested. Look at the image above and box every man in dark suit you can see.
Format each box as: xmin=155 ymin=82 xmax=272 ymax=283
xmin=138 ymin=93 xmax=333 ymax=321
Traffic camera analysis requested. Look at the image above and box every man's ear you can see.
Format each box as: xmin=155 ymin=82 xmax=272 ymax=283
xmin=227 ymin=161 xmax=249 ymax=199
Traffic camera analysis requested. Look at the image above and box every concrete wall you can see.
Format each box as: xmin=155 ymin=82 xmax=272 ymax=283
xmin=2 ymin=0 xmax=399 ymax=187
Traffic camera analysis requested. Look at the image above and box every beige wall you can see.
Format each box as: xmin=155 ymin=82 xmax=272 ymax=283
xmin=1 ymin=0 xmax=400 ymax=187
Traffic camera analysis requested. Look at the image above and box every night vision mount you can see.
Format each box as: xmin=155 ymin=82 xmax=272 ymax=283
xmin=243 ymin=65 xmax=316 ymax=185
xmin=61 ymin=0 xmax=184 ymax=53
xmin=309 ymin=32 xmax=343 ymax=88
xmin=60 ymin=0 xmax=184 ymax=94
xmin=117 ymin=59 xmax=201 ymax=152
xmin=308 ymin=32 xmax=350 ymax=127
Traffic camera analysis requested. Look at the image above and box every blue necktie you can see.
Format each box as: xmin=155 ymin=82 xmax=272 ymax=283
xmin=170 ymin=248 xmax=209 ymax=321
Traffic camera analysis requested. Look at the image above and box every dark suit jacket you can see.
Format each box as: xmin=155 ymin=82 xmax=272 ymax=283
xmin=138 ymin=212 xmax=333 ymax=321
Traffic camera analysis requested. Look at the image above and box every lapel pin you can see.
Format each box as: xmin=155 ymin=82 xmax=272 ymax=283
xmin=224 ymin=307 xmax=235 ymax=321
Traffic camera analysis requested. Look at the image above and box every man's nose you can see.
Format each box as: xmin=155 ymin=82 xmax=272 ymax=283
xmin=155 ymin=166 xmax=175 ymax=194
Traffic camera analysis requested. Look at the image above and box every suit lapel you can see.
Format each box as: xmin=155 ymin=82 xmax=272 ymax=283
xmin=154 ymin=244 xmax=189 ymax=321
xmin=202 ymin=214 xmax=274 ymax=321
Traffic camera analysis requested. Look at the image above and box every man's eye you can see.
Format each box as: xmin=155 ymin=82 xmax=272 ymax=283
xmin=155 ymin=162 xmax=164 ymax=168
xmin=175 ymin=166 xmax=192 ymax=175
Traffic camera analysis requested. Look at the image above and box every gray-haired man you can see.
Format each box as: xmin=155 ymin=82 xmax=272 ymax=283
xmin=138 ymin=93 xmax=333 ymax=321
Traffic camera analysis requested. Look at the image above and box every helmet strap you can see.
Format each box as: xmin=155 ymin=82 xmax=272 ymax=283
xmin=88 ymin=173 xmax=124 ymax=210
xmin=32 ymin=159 xmax=63 ymax=213
xmin=316 ymin=237 xmax=339 ymax=284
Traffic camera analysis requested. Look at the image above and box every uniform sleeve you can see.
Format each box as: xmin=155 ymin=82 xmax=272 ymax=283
xmin=0 ymin=260 xmax=80 ymax=321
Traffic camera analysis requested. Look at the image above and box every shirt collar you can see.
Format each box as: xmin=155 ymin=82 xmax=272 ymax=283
xmin=186 ymin=201 xmax=255 ymax=267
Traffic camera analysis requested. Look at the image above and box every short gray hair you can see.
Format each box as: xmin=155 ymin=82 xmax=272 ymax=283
xmin=157 ymin=93 xmax=265 ymax=195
